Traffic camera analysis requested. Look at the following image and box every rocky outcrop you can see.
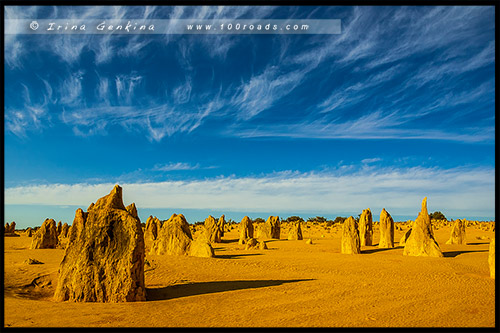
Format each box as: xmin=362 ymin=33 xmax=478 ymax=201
xmin=445 ymin=219 xmax=467 ymax=245
xmin=24 ymin=258 xmax=44 ymax=265
xmin=126 ymin=203 xmax=140 ymax=223
xmin=244 ymin=238 xmax=258 ymax=249
xmin=203 ymin=215 xmax=223 ymax=243
xmin=359 ymin=208 xmax=373 ymax=246
xmin=244 ymin=238 xmax=267 ymax=250
xmin=399 ymin=228 xmax=412 ymax=246
xmin=60 ymin=223 xmax=70 ymax=238
xmin=144 ymin=216 xmax=161 ymax=253
xmin=189 ymin=238 xmax=215 ymax=257
xmin=31 ymin=218 xmax=58 ymax=249
xmin=489 ymin=238 xmax=495 ymax=278
xmin=25 ymin=227 xmax=34 ymax=237
xmin=151 ymin=214 xmax=193 ymax=256
xmin=287 ymin=221 xmax=303 ymax=240
xmin=238 ymin=216 xmax=254 ymax=244
xmin=150 ymin=213 xmax=214 ymax=257
xmin=57 ymin=221 xmax=62 ymax=236
xmin=54 ymin=185 xmax=146 ymax=302
xmin=378 ymin=208 xmax=394 ymax=248
xmin=341 ymin=216 xmax=361 ymax=254
xmin=58 ymin=222 xmax=71 ymax=249
xmin=403 ymin=197 xmax=443 ymax=257
xmin=217 ymin=215 xmax=226 ymax=237
xmin=4 ymin=222 xmax=16 ymax=233
xmin=259 ymin=216 xmax=280 ymax=239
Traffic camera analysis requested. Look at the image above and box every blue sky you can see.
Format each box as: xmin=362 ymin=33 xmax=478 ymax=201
xmin=4 ymin=6 xmax=495 ymax=228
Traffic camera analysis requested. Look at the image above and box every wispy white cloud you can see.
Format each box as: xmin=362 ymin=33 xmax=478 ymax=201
xmin=231 ymin=66 xmax=307 ymax=120
xmin=4 ymin=165 xmax=494 ymax=219
xmin=172 ymin=78 xmax=192 ymax=104
xmin=59 ymin=70 xmax=85 ymax=106
xmin=364 ymin=6 xmax=493 ymax=70
xmin=226 ymin=108 xmax=494 ymax=143
xmin=408 ymin=41 xmax=494 ymax=89
xmin=115 ymin=73 xmax=142 ymax=104
xmin=5 ymin=81 xmax=53 ymax=137
xmin=4 ymin=6 xmax=494 ymax=144
xmin=152 ymin=162 xmax=200 ymax=172
xmin=96 ymin=75 xmax=110 ymax=103
xmin=318 ymin=64 xmax=403 ymax=114
xmin=59 ymin=104 xmax=200 ymax=141
xmin=361 ymin=158 xmax=382 ymax=164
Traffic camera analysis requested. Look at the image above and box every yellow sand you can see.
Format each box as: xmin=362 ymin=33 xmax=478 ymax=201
xmin=4 ymin=222 xmax=495 ymax=327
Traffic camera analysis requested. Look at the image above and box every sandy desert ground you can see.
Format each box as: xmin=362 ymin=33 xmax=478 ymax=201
xmin=3 ymin=221 xmax=495 ymax=327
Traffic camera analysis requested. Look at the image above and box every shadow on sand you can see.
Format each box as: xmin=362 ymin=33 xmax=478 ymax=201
xmin=362 ymin=246 xmax=403 ymax=254
xmin=443 ymin=249 xmax=488 ymax=258
xmin=214 ymin=253 xmax=263 ymax=259
xmin=146 ymin=279 xmax=314 ymax=301
xmin=221 ymin=238 xmax=239 ymax=244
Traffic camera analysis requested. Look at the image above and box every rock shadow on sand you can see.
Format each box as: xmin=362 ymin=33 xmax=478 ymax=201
xmin=442 ymin=249 xmax=488 ymax=258
xmin=362 ymin=246 xmax=403 ymax=254
xmin=214 ymin=253 xmax=263 ymax=259
xmin=146 ymin=279 xmax=313 ymax=301
xmin=221 ymin=238 xmax=239 ymax=244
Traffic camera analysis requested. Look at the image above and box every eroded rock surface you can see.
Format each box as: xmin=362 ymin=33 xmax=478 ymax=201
xmin=31 ymin=219 xmax=58 ymax=249
xmin=341 ymin=216 xmax=361 ymax=254
xmin=403 ymin=197 xmax=443 ymax=257
xmin=359 ymin=209 xmax=373 ymax=246
xmin=151 ymin=214 xmax=193 ymax=256
xmin=446 ymin=219 xmax=467 ymax=245
xmin=259 ymin=216 xmax=281 ymax=239
xmin=378 ymin=209 xmax=394 ymax=248
xmin=203 ymin=215 xmax=223 ymax=243
xmin=151 ymin=213 xmax=214 ymax=258
xmin=239 ymin=216 xmax=254 ymax=244
xmin=287 ymin=221 xmax=303 ymax=241
xmin=54 ymin=185 xmax=146 ymax=302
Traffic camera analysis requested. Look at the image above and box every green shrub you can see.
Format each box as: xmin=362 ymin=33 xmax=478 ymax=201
xmin=430 ymin=211 xmax=447 ymax=221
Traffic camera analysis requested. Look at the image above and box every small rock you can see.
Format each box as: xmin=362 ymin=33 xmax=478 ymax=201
xmin=24 ymin=258 xmax=44 ymax=265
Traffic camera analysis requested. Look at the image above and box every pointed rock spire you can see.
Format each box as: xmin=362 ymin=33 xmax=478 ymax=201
xmin=403 ymin=197 xmax=443 ymax=257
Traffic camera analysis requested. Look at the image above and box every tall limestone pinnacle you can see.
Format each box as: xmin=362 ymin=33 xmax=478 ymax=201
xmin=341 ymin=216 xmax=361 ymax=254
xmin=378 ymin=208 xmax=394 ymax=248
xmin=359 ymin=208 xmax=373 ymax=246
xmin=403 ymin=197 xmax=443 ymax=257
xmin=259 ymin=216 xmax=280 ymax=239
xmin=239 ymin=216 xmax=254 ymax=244
xmin=446 ymin=219 xmax=467 ymax=245
xmin=203 ymin=215 xmax=223 ymax=243
xmin=54 ymin=185 xmax=146 ymax=302
xmin=31 ymin=218 xmax=58 ymax=249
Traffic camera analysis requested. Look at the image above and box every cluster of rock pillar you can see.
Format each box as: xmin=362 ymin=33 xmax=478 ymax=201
xmin=26 ymin=186 xmax=495 ymax=304
xmin=4 ymin=222 xmax=16 ymax=233
xmin=341 ymin=197 xmax=444 ymax=258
